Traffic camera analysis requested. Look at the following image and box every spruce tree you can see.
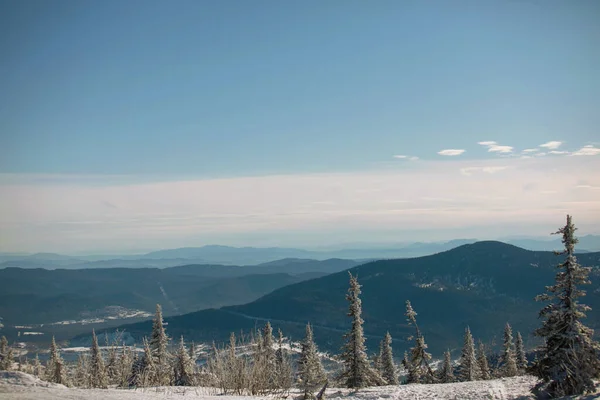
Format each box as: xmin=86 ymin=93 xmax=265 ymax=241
xmin=476 ymin=341 xmax=491 ymax=380
xmin=380 ymin=332 xmax=398 ymax=385
xmin=340 ymin=272 xmax=383 ymax=388
xmin=499 ymin=323 xmax=518 ymax=377
xmin=515 ymin=332 xmax=527 ymax=372
xmin=116 ymin=344 xmax=133 ymax=388
xmin=138 ymin=337 xmax=156 ymax=387
xmin=189 ymin=341 xmax=196 ymax=364
xmin=0 ymin=336 xmax=13 ymax=371
xmin=150 ymin=304 xmax=171 ymax=385
xmin=74 ymin=354 xmax=88 ymax=387
xmin=173 ymin=336 xmax=195 ymax=386
xmin=275 ymin=328 xmax=294 ymax=392
xmin=533 ymin=215 xmax=600 ymax=396
xmin=45 ymin=336 xmax=68 ymax=385
xmin=405 ymin=300 xmax=435 ymax=384
xmin=88 ymin=329 xmax=108 ymax=388
xmin=438 ymin=350 xmax=454 ymax=383
xmin=262 ymin=321 xmax=277 ymax=387
xmin=458 ymin=327 xmax=479 ymax=382
xmin=372 ymin=352 xmax=381 ymax=375
xmin=298 ymin=323 xmax=326 ymax=399
xmin=32 ymin=353 xmax=43 ymax=377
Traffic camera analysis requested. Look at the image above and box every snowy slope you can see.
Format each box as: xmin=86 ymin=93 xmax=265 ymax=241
xmin=1 ymin=372 xmax=598 ymax=400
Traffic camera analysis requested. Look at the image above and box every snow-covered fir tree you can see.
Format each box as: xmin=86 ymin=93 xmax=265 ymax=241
xmin=379 ymin=332 xmax=398 ymax=385
xmin=88 ymin=329 xmax=108 ymax=388
xmin=189 ymin=341 xmax=196 ymax=363
xmin=298 ymin=322 xmax=327 ymax=398
xmin=458 ymin=327 xmax=479 ymax=382
xmin=262 ymin=321 xmax=277 ymax=384
xmin=533 ymin=215 xmax=600 ymax=396
xmin=104 ymin=333 xmax=119 ymax=384
xmin=115 ymin=344 xmax=133 ymax=387
xmin=401 ymin=351 xmax=417 ymax=384
xmin=31 ymin=353 xmax=43 ymax=377
xmin=404 ymin=300 xmax=435 ymax=384
xmin=135 ymin=337 xmax=156 ymax=387
xmin=372 ymin=351 xmax=381 ymax=374
xmin=150 ymin=303 xmax=172 ymax=385
xmin=173 ymin=336 xmax=195 ymax=386
xmin=499 ymin=323 xmax=518 ymax=377
xmin=476 ymin=340 xmax=491 ymax=380
xmin=340 ymin=272 xmax=383 ymax=388
xmin=515 ymin=331 xmax=527 ymax=372
xmin=73 ymin=354 xmax=88 ymax=387
xmin=0 ymin=335 xmax=13 ymax=371
xmin=275 ymin=328 xmax=294 ymax=392
xmin=45 ymin=336 xmax=68 ymax=386
xmin=438 ymin=350 xmax=454 ymax=383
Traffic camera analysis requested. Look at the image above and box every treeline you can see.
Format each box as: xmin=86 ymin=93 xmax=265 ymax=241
xmin=1 ymin=215 xmax=599 ymax=398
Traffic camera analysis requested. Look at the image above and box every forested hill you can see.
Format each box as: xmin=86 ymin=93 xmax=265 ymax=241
xmin=105 ymin=241 xmax=600 ymax=356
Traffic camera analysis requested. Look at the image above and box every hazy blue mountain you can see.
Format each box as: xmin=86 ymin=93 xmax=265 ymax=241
xmin=3 ymin=235 xmax=598 ymax=270
xmin=101 ymin=241 xmax=600 ymax=356
xmin=506 ymin=234 xmax=600 ymax=252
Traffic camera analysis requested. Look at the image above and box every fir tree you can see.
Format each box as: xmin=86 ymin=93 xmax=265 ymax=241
xmin=45 ymin=336 xmax=68 ymax=386
xmin=104 ymin=333 xmax=118 ymax=384
xmin=173 ymin=336 xmax=195 ymax=386
xmin=115 ymin=344 xmax=133 ymax=388
xmin=458 ymin=327 xmax=479 ymax=382
xmin=499 ymin=323 xmax=518 ymax=377
xmin=189 ymin=341 xmax=196 ymax=363
xmin=74 ymin=354 xmax=88 ymax=387
xmin=405 ymin=300 xmax=435 ymax=384
xmin=275 ymin=328 xmax=294 ymax=392
xmin=32 ymin=353 xmax=43 ymax=377
xmin=0 ymin=336 xmax=13 ymax=371
xmin=515 ymin=332 xmax=527 ymax=372
xmin=0 ymin=336 xmax=7 ymax=355
xmin=340 ymin=273 xmax=383 ymax=388
xmin=262 ymin=321 xmax=277 ymax=388
xmin=298 ymin=323 xmax=327 ymax=399
xmin=477 ymin=341 xmax=491 ymax=380
xmin=533 ymin=215 xmax=600 ymax=396
xmin=380 ymin=332 xmax=398 ymax=385
xmin=137 ymin=337 xmax=156 ymax=387
xmin=150 ymin=304 xmax=171 ymax=385
xmin=438 ymin=350 xmax=454 ymax=383
xmin=88 ymin=329 xmax=108 ymax=388
xmin=372 ymin=351 xmax=381 ymax=375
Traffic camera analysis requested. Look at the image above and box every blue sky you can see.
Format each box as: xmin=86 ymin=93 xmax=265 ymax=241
xmin=1 ymin=1 xmax=599 ymax=253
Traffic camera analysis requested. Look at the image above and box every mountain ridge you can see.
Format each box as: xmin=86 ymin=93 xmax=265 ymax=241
xmin=98 ymin=241 xmax=600 ymax=356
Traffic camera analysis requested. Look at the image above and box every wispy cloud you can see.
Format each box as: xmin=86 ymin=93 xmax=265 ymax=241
xmin=460 ymin=166 xmax=509 ymax=176
xmin=437 ymin=149 xmax=465 ymax=156
xmin=576 ymin=185 xmax=600 ymax=190
xmin=571 ymin=145 xmax=600 ymax=156
xmin=393 ymin=155 xmax=419 ymax=161
xmin=522 ymin=149 xmax=538 ymax=153
xmin=540 ymin=141 xmax=562 ymax=150
xmin=478 ymin=141 xmax=513 ymax=154
xmin=549 ymin=150 xmax=569 ymax=155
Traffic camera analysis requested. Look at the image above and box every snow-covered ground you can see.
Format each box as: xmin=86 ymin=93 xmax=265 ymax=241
xmin=0 ymin=371 xmax=546 ymax=400
xmin=2 ymin=372 xmax=599 ymax=399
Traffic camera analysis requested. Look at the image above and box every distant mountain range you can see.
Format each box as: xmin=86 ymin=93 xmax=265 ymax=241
xmin=2 ymin=235 xmax=598 ymax=269
xmin=99 ymin=241 xmax=600 ymax=357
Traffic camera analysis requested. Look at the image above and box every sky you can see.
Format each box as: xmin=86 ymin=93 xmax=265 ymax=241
xmin=1 ymin=0 xmax=599 ymax=254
